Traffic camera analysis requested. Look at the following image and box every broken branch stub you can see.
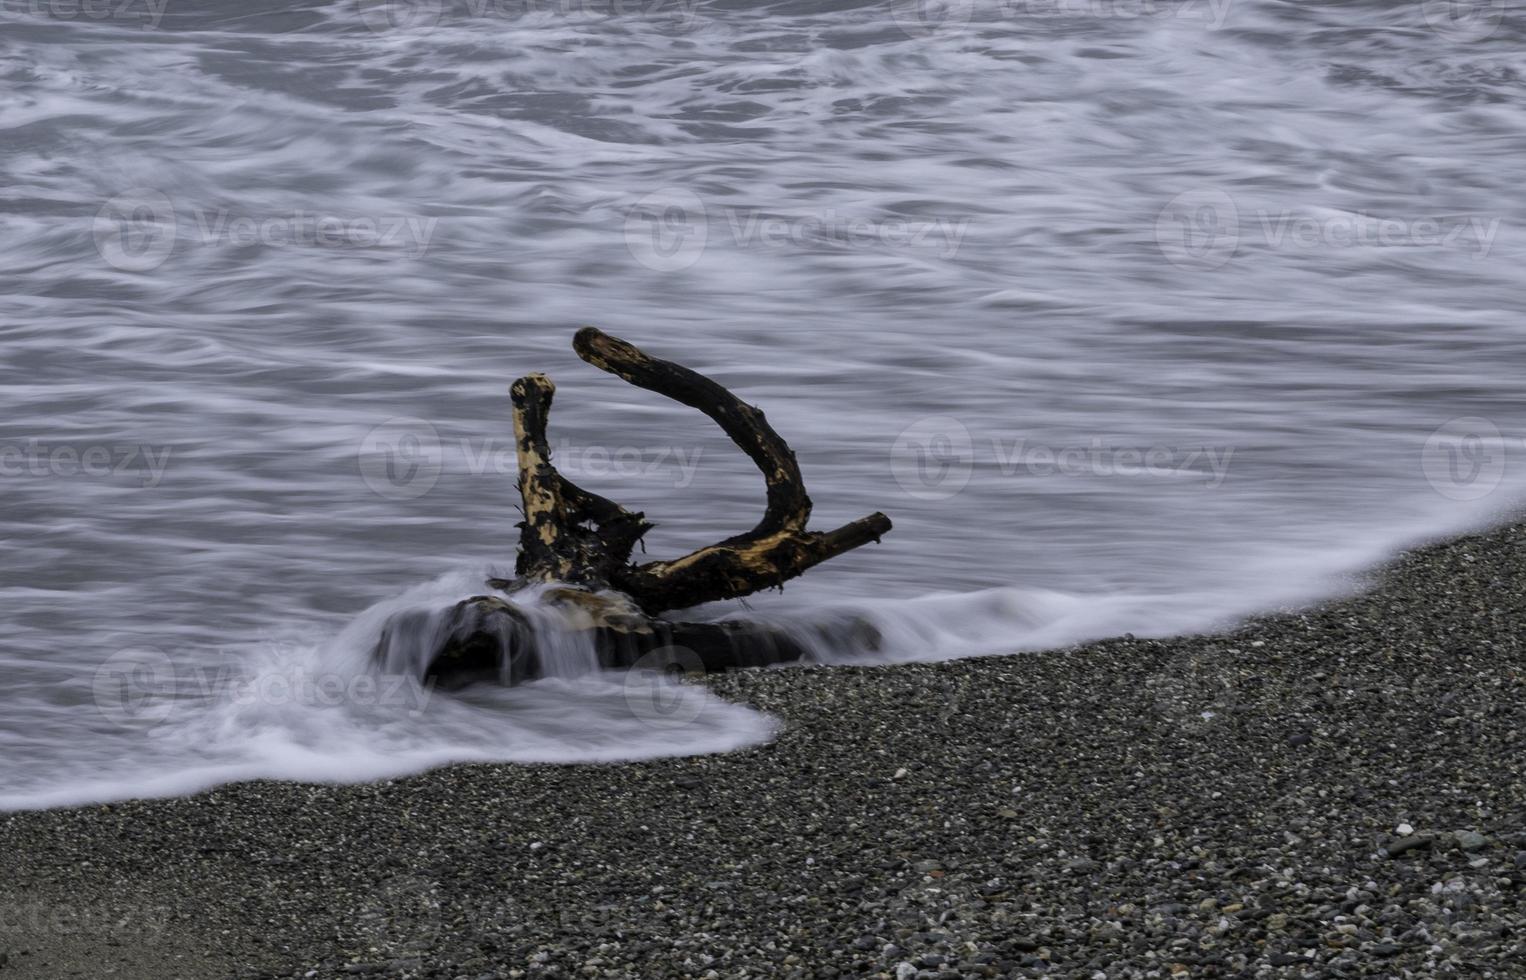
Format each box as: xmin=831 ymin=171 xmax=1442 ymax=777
xmin=509 ymin=371 xmax=652 ymax=588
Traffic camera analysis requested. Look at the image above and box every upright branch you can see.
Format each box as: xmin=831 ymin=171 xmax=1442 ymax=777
xmin=510 ymin=372 xmax=652 ymax=587
xmin=505 ymin=328 xmax=892 ymax=616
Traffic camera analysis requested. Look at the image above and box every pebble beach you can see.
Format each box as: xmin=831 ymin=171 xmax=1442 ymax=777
xmin=3 ymin=520 xmax=1524 ymax=979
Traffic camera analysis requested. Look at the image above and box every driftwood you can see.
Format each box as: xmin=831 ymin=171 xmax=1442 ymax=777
xmin=375 ymin=328 xmax=891 ymax=688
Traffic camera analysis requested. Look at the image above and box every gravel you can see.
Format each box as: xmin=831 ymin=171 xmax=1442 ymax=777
xmin=3 ymin=521 xmax=1526 ymax=979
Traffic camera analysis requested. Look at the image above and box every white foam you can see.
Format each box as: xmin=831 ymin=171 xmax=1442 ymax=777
xmin=5 ymin=0 xmax=1526 ymax=809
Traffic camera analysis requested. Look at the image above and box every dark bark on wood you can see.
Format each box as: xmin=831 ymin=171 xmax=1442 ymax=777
xmin=376 ymin=328 xmax=892 ymax=687
xmin=387 ymin=594 xmax=815 ymax=691
xmin=572 ymin=327 xmax=892 ymax=613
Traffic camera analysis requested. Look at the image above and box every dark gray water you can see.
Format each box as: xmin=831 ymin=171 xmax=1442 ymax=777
xmin=2 ymin=0 xmax=1524 ymax=808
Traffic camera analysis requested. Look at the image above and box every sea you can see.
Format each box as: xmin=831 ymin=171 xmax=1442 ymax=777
xmin=2 ymin=0 xmax=1524 ymax=808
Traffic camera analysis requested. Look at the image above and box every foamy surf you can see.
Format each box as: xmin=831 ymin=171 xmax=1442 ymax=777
xmin=0 ymin=572 xmax=777 ymax=812
xmin=6 ymin=487 xmax=1521 ymax=813
xmin=5 ymin=0 xmax=1526 ymax=810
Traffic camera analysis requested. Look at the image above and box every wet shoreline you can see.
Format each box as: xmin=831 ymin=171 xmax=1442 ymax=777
xmin=3 ymin=519 xmax=1525 ymax=978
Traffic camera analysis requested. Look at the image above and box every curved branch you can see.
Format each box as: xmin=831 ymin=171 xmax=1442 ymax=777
xmin=573 ymin=326 xmax=811 ymax=538
xmin=571 ymin=327 xmax=891 ymax=613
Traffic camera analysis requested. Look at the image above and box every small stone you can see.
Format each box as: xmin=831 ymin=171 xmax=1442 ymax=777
xmin=1385 ymin=834 xmax=1433 ymax=857
xmin=893 ymin=768 xmax=910 ymax=780
xmin=1370 ymin=943 xmax=1402 ymax=957
xmin=1287 ymin=733 xmax=1313 ymax=747
xmin=674 ymin=776 xmax=702 ymax=789
xmin=1396 ymin=823 xmax=1413 ymax=836
xmin=1456 ymin=831 xmax=1489 ymax=852
xmin=1267 ymin=913 xmax=1288 ymax=930
xmin=894 ymin=963 xmax=917 ymax=980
